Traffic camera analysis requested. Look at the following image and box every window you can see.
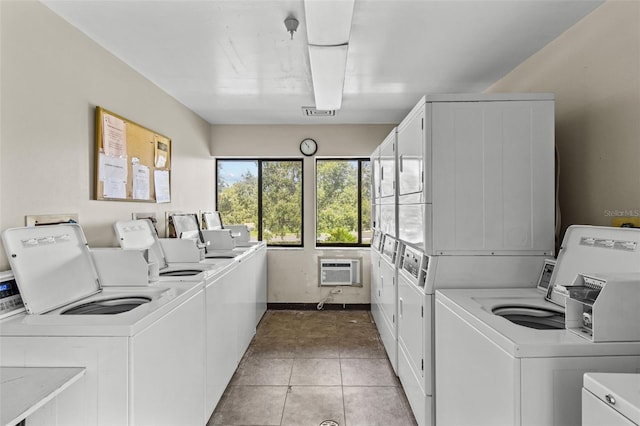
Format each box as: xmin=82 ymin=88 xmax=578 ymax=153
xmin=316 ymin=158 xmax=371 ymax=247
xmin=216 ymin=159 xmax=303 ymax=246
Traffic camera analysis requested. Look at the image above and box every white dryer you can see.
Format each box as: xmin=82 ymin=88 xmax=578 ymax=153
xmin=0 ymin=224 xmax=206 ymax=425
xmin=435 ymin=226 xmax=640 ymax=426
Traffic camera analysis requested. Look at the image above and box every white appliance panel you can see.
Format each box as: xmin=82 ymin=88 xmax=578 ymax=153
xmin=398 ymin=275 xmax=425 ymax=392
xmin=379 ymin=203 xmax=397 ymax=237
xmin=379 ymin=129 xmax=396 ymax=200
xmin=379 ymin=256 xmax=397 ymax=334
xmin=583 ymin=389 xmax=637 ymax=426
xmin=431 ymin=100 xmax=555 ymax=254
xmin=397 ymin=101 xmax=427 ymax=201
xmin=130 ymin=290 xmax=205 ymax=426
xmin=398 ymin=203 xmax=432 ymax=251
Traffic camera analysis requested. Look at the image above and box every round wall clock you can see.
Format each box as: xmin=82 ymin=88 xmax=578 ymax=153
xmin=299 ymin=138 xmax=318 ymax=156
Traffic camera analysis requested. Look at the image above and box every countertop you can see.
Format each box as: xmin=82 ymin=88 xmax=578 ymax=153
xmin=1 ymin=366 xmax=85 ymax=426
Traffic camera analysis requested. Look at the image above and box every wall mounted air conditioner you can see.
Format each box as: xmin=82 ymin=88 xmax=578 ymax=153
xmin=318 ymin=257 xmax=362 ymax=286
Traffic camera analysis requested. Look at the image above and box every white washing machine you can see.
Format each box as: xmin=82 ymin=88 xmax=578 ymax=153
xmin=0 ymin=224 xmax=206 ymax=425
xmin=435 ymin=225 xmax=640 ymax=426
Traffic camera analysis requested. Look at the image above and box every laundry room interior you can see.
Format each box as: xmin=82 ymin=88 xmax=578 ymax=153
xmin=1 ymin=1 xmax=639 ymax=426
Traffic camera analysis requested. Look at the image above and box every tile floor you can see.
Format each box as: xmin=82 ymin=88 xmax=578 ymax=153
xmin=208 ymin=310 xmax=418 ymax=426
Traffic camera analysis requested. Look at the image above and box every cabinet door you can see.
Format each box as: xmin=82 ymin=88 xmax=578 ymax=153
xmin=398 ymin=276 xmax=424 ymax=389
xmin=371 ymin=147 xmax=381 ymax=201
xmin=379 ymin=258 xmax=396 ymax=334
xmin=397 ymin=104 xmax=426 ymax=201
xmin=379 ymin=131 xmax=396 ymax=199
xmin=131 ymin=291 xmax=206 ymax=426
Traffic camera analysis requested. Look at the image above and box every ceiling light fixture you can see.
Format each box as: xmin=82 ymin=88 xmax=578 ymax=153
xmin=304 ymin=0 xmax=355 ymax=111
xmin=284 ymin=16 xmax=299 ymax=40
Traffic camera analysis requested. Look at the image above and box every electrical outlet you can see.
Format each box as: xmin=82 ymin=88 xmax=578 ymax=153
xmin=330 ymin=288 xmax=343 ymax=295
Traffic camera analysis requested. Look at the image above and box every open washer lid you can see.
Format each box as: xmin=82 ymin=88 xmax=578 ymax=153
xmin=114 ymin=219 xmax=168 ymax=269
xmin=1 ymin=224 xmax=101 ymax=314
xmin=547 ymin=225 xmax=640 ymax=305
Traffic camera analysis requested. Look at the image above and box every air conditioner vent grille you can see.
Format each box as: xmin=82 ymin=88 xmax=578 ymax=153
xmin=302 ymin=107 xmax=336 ymax=117
xmin=318 ymin=257 xmax=361 ymax=286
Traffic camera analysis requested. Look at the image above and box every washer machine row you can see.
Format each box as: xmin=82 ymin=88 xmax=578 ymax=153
xmin=0 ymin=224 xmax=207 ymax=425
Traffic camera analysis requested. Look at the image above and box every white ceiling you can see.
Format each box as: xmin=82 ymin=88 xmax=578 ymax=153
xmin=41 ymin=0 xmax=603 ymax=125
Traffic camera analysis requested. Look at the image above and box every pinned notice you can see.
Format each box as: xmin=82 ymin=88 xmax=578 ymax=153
xmin=133 ymin=164 xmax=150 ymax=200
xmin=154 ymin=169 xmax=170 ymax=203
xmin=155 ymin=138 xmax=168 ymax=168
xmin=102 ymin=113 xmax=127 ymax=157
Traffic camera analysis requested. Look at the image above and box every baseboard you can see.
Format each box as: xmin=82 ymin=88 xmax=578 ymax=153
xmin=267 ymin=303 xmax=371 ymax=311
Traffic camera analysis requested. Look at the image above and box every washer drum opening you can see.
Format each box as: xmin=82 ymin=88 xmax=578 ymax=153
xmin=492 ymin=305 xmax=565 ymax=330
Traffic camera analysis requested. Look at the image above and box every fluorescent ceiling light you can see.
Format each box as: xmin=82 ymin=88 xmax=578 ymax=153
xmin=304 ymin=0 xmax=355 ymax=46
xmin=308 ymin=44 xmax=349 ymax=111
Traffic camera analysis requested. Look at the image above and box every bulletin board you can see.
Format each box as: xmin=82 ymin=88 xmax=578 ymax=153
xmin=94 ymin=106 xmax=171 ymax=203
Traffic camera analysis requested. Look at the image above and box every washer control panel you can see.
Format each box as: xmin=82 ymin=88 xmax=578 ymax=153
xmin=0 ymin=271 xmax=25 ymax=319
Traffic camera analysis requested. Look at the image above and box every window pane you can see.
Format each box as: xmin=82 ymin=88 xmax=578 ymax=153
xmin=216 ymin=160 xmax=259 ymax=241
xmin=361 ymin=160 xmax=372 ymax=244
xmin=261 ymin=161 xmax=303 ymax=245
xmin=316 ymin=160 xmax=359 ymax=244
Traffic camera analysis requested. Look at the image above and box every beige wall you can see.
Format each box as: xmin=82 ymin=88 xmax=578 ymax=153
xmin=0 ymin=1 xmax=215 ymax=270
xmin=487 ymin=1 xmax=640 ymax=240
xmin=211 ymin=125 xmax=393 ymax=304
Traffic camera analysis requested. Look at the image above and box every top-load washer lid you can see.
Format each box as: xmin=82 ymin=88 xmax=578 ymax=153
xmin=114 ymin=219 xmax=209 ymax=276
xmin=547 ymin=225 xmax=640 ymax=305
xmin=1 ymin=224 xmax=101 ymax=314
xmin=114 ymin=219 xmax=168 ymax=269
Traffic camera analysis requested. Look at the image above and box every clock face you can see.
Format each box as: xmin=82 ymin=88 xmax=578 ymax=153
xmin=300 ymin=138 xmax=317 ymax=156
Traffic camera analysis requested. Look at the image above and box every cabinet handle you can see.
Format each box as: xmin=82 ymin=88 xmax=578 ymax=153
xmin=605 ymin=394 xmax=616 ymax=405
xmin=399 ymin=298 xmax=404 ymax=317
xmin=399 ymin=154 xmax=403 ymax=172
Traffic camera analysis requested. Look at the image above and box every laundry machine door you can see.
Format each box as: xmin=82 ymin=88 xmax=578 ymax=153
xmin=398 ymin=275 xmax=425 ymax=391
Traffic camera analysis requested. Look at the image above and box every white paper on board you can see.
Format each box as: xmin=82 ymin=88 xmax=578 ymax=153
xmin=154 ymin=169 xmax=170 ymax=203
xmin=102 ymin=113 xmax=127 ymax=157
xmin=133 ymin=164 xmax=150 ymax=200
xmin=103 ymin=179 xmax=126 ymax=199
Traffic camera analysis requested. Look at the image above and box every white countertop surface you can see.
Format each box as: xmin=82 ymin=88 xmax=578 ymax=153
xmin=1 ymin=366 xmax=85 ymax=426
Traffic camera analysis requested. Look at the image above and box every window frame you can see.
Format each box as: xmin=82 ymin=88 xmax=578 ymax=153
xmin=215 ymin=158 xmax=304 ymax=248
xmin=315 ymin=157 xmax=372 ymax=248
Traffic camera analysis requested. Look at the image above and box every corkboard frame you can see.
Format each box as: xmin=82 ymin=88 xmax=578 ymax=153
xmin=94 ymin=107 xmax=171 ymax=202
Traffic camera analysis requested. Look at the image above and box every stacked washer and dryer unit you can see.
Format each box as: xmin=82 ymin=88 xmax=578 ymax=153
xmin=370 ymin=93 xmax=557 ymax=426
